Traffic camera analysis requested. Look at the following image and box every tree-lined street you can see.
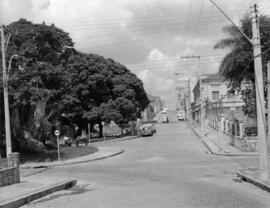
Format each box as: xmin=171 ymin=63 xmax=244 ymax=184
xmin=1 ymin=1 xmax=270 ymax=207
xmin=22 ymin=112 xmax=270 ymax=208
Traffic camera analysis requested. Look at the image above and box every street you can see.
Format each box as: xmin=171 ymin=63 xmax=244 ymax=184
xmin=22 ymin=112 xmax=270 ymax=208
xmin=1 ymin=2 xmax=270 ymax=207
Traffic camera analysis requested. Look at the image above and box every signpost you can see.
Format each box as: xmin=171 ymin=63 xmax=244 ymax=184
xmin=54 ymin=129 xmax=61 ymax=161
xmin=101 ymin=121 xmax=106 ymax=141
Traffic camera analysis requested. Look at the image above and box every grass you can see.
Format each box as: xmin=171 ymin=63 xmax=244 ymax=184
xmin=20 ymin=145 xmax=99 ymax=164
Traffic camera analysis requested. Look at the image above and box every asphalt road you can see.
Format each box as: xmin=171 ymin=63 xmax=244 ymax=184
xmin=23 ymin=112 xmax=270 ymax=208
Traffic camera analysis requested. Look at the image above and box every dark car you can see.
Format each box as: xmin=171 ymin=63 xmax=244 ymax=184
xmin=138 ymin=123 xmax=156 ymax=136
xmin=75 ymin=132 xmax=89 ymax=146
xmin=63 ymin=136 xmax=72 ymax=146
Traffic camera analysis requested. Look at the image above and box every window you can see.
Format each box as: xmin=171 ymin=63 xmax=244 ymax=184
xmin=212 ymin=91 xmax=219 ymax=100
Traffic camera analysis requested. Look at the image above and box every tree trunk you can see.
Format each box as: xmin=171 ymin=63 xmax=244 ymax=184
xmin=32 ymin=97 xmax=49 ymax=140
xmin=99 ymin=122 xmax=103 ymax=138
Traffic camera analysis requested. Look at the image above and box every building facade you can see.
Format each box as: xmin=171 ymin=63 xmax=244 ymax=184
xmin=142 ymin=94 xmax=163 ymax=121
xmin=175 ymin=80 xmax=191 ymax=120
xmin=192 ymin=72 xmax=244 ymax=123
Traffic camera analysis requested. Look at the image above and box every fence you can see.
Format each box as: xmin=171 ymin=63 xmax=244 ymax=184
xmin=208 ymin=114 xmax=258 ymax=152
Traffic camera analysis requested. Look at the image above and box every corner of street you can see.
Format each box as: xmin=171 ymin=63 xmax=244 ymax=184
xmin=187 ymin=120 xmax=270 ymax=193
xmin=1 ymin=136 xmax=140 ymax=208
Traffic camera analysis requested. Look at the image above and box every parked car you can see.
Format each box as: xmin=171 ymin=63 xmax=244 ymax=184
xmin=138 ymin=123 xmax=156 ymax=136
xmin=177 ymin=113 xmax=185 ymax=121
xmin=63 ymin=136 xmax=72 ymax=146
xmin=75 ymin=132 xmax=89 ymax=146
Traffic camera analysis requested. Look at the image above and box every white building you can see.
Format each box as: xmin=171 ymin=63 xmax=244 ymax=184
xmin=192 ymin=72 xmax=244 ymax=122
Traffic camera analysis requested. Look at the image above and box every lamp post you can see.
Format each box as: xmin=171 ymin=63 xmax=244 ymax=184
xmin=181 ymin=55 xmax=205 ymax=138
xmin=1 ymin=28 xmax=19 ymax=158
xmin=174 ymin=73 xmax=191 ymax=121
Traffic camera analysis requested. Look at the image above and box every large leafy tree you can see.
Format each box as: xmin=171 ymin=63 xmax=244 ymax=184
xmin=61 ymin=52 xmax=149 ymax=136
xmin=1 ymin=19 xmax=149 ymax=153
xmin=214 ymin=14 xmax=270 ymax=117
xmin=1 ymin=19 xmax=73 ymax=153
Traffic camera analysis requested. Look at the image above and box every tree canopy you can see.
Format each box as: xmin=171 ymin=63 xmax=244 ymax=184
xmin=0 ymin=19 xmax=149 ymax=154
xmin=214 ymin=14 xmax=270 ymax=117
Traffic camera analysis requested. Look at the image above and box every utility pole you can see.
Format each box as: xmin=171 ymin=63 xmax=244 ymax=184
xmin=252 ymin=3 xmax=268 ymax=180
xmin=181 ymin=55 xmax=204 ymax=138
xmin=1 ymin=25 xmax=12 ymax=157
xmin=186 ymin=79 xmax=191 ymax=121
xmin=267 ymin=61 xmax=270 ymax=154
xmin=209 ymin=0 xmax=268 ymax=180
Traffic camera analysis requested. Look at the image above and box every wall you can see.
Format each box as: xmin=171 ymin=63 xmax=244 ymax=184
xmin=0 ymin=153 xmax=20 ymax=187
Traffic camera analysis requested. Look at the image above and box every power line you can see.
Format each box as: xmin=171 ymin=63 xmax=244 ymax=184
xmin=193 ymin=2 xmax=214 ymax=55
xmin=74 ymin=24 xmax=235 ymax=49
xmin=184 ymin=0 xmax=193 ymax=46
xmin=56 ymin=9 xmax=249 ymax=24
xmin=71 ymin=17 xmax=234 ymax=41
xmin=192 ymin=0 xmax=205 ymax=42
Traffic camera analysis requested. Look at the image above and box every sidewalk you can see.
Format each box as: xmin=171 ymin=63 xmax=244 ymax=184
xmin=21 ymin=146 xmax=124 ymax=169
xmin=0 ymin=176 xmax=76 ymax=208
xmin=21 ymin=135 xmax=141 ymax=169
xmin=187 ymin=121 xmax=270 ymax=193
xmin=0 ymin=135 xmax=135 ymax=207
xmin=187 ymin=121 xmax=257 ymax=156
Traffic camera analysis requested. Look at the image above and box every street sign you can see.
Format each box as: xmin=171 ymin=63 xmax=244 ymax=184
xmin=54 ymin=130 xmax=60 ymax=136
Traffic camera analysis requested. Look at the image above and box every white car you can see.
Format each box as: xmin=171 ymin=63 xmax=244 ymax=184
xmin=177 ymin=114 xmax=185 ymax=121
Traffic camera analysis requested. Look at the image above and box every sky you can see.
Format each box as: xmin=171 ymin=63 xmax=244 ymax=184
xmin=1 ymin=0 xmax=270 ymax=109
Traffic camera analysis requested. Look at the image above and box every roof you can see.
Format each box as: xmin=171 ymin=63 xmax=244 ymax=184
xmin=202 ymin=72 xmax=224 ymax=81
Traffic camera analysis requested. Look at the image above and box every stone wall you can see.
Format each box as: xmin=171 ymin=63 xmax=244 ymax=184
xmin=0 ymin=153 xmax=20 ymax=187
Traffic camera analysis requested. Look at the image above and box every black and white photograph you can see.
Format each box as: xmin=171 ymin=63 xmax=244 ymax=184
xmin=1 ymin=0 xmax=270 ymax=207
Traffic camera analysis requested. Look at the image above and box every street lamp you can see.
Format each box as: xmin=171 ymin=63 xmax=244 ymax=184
xmin=181 ymin=55 xmax=205 ymax=138
xmin=1 ymin=53 xmax=19 ymax=157
xmin=7 ymin=54 xmax=19 ymax=78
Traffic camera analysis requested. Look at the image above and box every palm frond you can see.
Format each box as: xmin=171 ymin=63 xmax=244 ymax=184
xmin=214 ymin=38 xmax=236 ymax=49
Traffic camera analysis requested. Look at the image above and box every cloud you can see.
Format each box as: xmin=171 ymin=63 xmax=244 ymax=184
xmin=1 ymin=0 xmax=266 ymax=108
xmin=33 ymin=0 xmax=50 ymax=10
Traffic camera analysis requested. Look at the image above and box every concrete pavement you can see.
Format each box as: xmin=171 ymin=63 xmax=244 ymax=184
xmin=19 ymin=122 xmax=270 ymax=208
xmin=187 ymin=121 xmax=257 ymax=156
xmin=1 ymin=136 xmax=138 ymax=208
xmin=187 ymin=120 xmax=270 ymax=193
xmin=0 ymin=176 xmax=76 ymax=208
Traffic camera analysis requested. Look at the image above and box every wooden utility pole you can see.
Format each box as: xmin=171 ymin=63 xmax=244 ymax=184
xmin=186 ymin=79 xmax=191 ymax=121
xmin=209 ymin=0 xmax=268 ymax=182
xmin=267 ymin=61 xmax=270 ymax=154
xmin=252 ymin=4 xmax=268 ymax=180
xmin=1 ymin=25 xmax=12 ymax=157
xmin=181 ymin=55 xmax=204 ymax=138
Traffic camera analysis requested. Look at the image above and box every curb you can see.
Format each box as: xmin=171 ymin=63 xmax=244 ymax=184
xmin=186 ymin=122 xmax=257 ymax=157
xmin=98 ymin=135 xmax=139 ymax=144
xmin=21 ymin=149 xmax=124 ymax=169
xmin=52 ymin=149 xmax=124 ymax=167
xmin=0 ymin=178 xmax=77 ymax=208
xmin=186 ymin=122 xmax=214 ymax=154
xmin=236 ymin=172 xmax=270 ymax=193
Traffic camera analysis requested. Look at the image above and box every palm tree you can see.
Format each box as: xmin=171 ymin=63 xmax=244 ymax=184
xmin=214 ymin=14 xmax=254 ymax=89
xmin=214 ymin=14 xmax=270 ymax=116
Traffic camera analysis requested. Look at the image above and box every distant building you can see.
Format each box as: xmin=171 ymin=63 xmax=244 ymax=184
xmin=175 ymin=80 xmax=191 ymax=120
xmin=142 ymin=94 xmax=163 ymax=121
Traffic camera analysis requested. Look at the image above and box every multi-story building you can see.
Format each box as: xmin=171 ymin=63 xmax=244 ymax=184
xmin=175 ymin=80 xmax=191 ymax=120
xmin=142 ymin=94 xmax=164 ymax=121
xmin=192 ymin=72 xmax=244 ymax=122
